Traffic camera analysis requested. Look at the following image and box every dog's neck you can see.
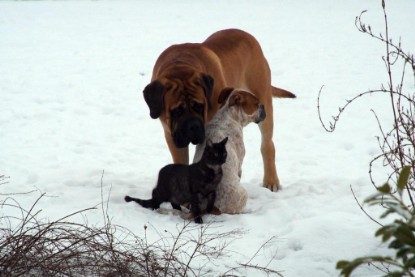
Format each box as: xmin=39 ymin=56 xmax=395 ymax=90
xmin=215 ymin=105 xmax=251 ymax=127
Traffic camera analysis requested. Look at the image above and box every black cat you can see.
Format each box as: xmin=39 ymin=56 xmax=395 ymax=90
xmin=125 ymin=137 xmax=228 ymax=223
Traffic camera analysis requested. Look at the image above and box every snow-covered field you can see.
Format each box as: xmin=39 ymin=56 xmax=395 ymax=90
xmin=1 ymin=1 xmax=415 ymax=276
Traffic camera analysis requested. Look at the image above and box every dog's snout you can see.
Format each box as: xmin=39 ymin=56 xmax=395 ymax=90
xmin=187 ymin=121 xmax=200 ymax=133
xmin=173 ymin=117 xmax=205 ymax=148
xmin=188 ymin=122 xmax=204 ymax=144
xmin=256 ymin=104 xmax=266 ymax=123
xmin=185 ymin=118 xmax=205 ymax=145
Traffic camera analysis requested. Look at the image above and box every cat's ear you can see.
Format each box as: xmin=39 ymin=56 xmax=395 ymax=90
xmin=220 ymin=137 xmax=228 ymax=145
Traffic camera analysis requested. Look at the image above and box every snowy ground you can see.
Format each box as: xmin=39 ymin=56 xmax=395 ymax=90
xmin=1 ymin=1 xmax=415 ymax=276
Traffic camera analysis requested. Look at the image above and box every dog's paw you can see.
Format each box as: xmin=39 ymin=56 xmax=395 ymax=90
xmin=209 ymin=206 xmax=222 ymax=215
xmin=263 ymin=183 xmax=281 ymax=192
xmin=263 ymin=175 xmax=281 ymax=192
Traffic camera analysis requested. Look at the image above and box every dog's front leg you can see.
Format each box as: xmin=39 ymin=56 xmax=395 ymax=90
xmin=164 ymin=130 xmax=189 ymax=164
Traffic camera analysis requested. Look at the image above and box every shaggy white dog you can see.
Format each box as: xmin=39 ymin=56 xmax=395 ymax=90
xmin=193 ymin=88 xmax=266 ymax=214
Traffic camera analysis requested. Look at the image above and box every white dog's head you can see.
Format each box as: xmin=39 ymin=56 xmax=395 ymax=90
xmin=217 ymin=88 xmax=266 ymax=126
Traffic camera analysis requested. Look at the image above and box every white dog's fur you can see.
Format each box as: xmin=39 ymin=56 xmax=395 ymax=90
xmin=193 ymin=88 xmax=265 ymax=214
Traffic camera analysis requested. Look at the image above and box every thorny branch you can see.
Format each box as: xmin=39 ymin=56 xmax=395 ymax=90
xmin=317 ymin=2 xmax=415 ymax=208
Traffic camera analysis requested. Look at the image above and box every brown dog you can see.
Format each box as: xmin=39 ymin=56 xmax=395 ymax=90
xmin=143 ymin=29 xmax=295 ymax=191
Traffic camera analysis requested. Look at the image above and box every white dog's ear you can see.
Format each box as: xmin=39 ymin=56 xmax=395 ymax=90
xmin=228 ymin=93 xmax=242 ymax=106
xmin=206 ymin=138 xmax=213 ymax=147
xmin=218 ymin=87 xmax=234 ymax=105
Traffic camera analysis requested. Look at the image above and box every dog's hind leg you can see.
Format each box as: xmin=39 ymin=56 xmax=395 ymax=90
xmin=258 ymin=100 xmax=280 ymax=192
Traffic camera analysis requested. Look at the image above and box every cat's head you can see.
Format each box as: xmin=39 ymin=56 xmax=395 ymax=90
xmin=204 ymin=137 xmax=228 ymax=165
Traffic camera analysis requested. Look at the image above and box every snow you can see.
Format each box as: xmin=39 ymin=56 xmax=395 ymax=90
xmin=1 ymin=0 xmax=415 ymax=276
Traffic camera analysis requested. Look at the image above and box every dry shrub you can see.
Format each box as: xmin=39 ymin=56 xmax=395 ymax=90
xmin=0 ymin=177 xmax=282 ymax=277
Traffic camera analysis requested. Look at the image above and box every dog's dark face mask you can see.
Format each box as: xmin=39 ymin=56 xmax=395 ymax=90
xmin=170 ymin=103 xmax=205 ymax=147
xmin=143 ymin=73 xmax=214 ymax=148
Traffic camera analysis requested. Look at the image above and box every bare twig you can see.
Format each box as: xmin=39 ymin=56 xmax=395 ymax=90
xmin=350 ymin=185 xmax=383 ymax=227
xmin=318 ymin=1 xmax=415 ymax=211
xmin=0 ymin=175 xmax=281 ymax=277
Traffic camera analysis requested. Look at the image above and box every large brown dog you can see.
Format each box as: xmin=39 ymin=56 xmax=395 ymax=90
xmin=143 ymin=29 xmax=295 ymax=191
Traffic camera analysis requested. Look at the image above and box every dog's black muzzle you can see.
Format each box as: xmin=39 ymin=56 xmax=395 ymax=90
xmin=173 ymin=116 xmax=205 ymax=148
xmin=255 ymin=104 xmax=266 ymax=123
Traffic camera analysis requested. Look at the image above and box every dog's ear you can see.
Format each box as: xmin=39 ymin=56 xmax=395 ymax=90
xmin=206 ymin=138 xmax=213 ymax=148
xmin=200 ymin=74 xmax=214 ymax=108
xmin=143 ymin=81 xmax=165 ymax=119
xmin=218 ymin=87 xmax=235 ymax=105
xmin=228 ymin=91 xmax=242 ymax=107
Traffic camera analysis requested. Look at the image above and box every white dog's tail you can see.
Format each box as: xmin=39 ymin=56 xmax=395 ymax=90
xmin=272 ymin=86 xmax=296 ymax=98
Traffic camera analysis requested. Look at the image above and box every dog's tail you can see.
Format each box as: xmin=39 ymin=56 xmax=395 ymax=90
xmin=125 ymin=195 xmax=159 ymax=209
xmin=272 ymin=86 xmax=296 ymax=98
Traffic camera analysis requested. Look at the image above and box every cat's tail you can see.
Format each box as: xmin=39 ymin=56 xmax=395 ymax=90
xmin=125 ymin=195 xmax=159 ymax=209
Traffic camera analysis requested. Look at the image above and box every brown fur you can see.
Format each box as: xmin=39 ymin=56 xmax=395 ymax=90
xmin=143 ymin=29 xmax=295 ymax=191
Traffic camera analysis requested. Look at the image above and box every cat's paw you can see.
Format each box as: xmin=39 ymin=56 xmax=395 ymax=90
xmin=194 ymin=216 xmax=203 ymax=224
